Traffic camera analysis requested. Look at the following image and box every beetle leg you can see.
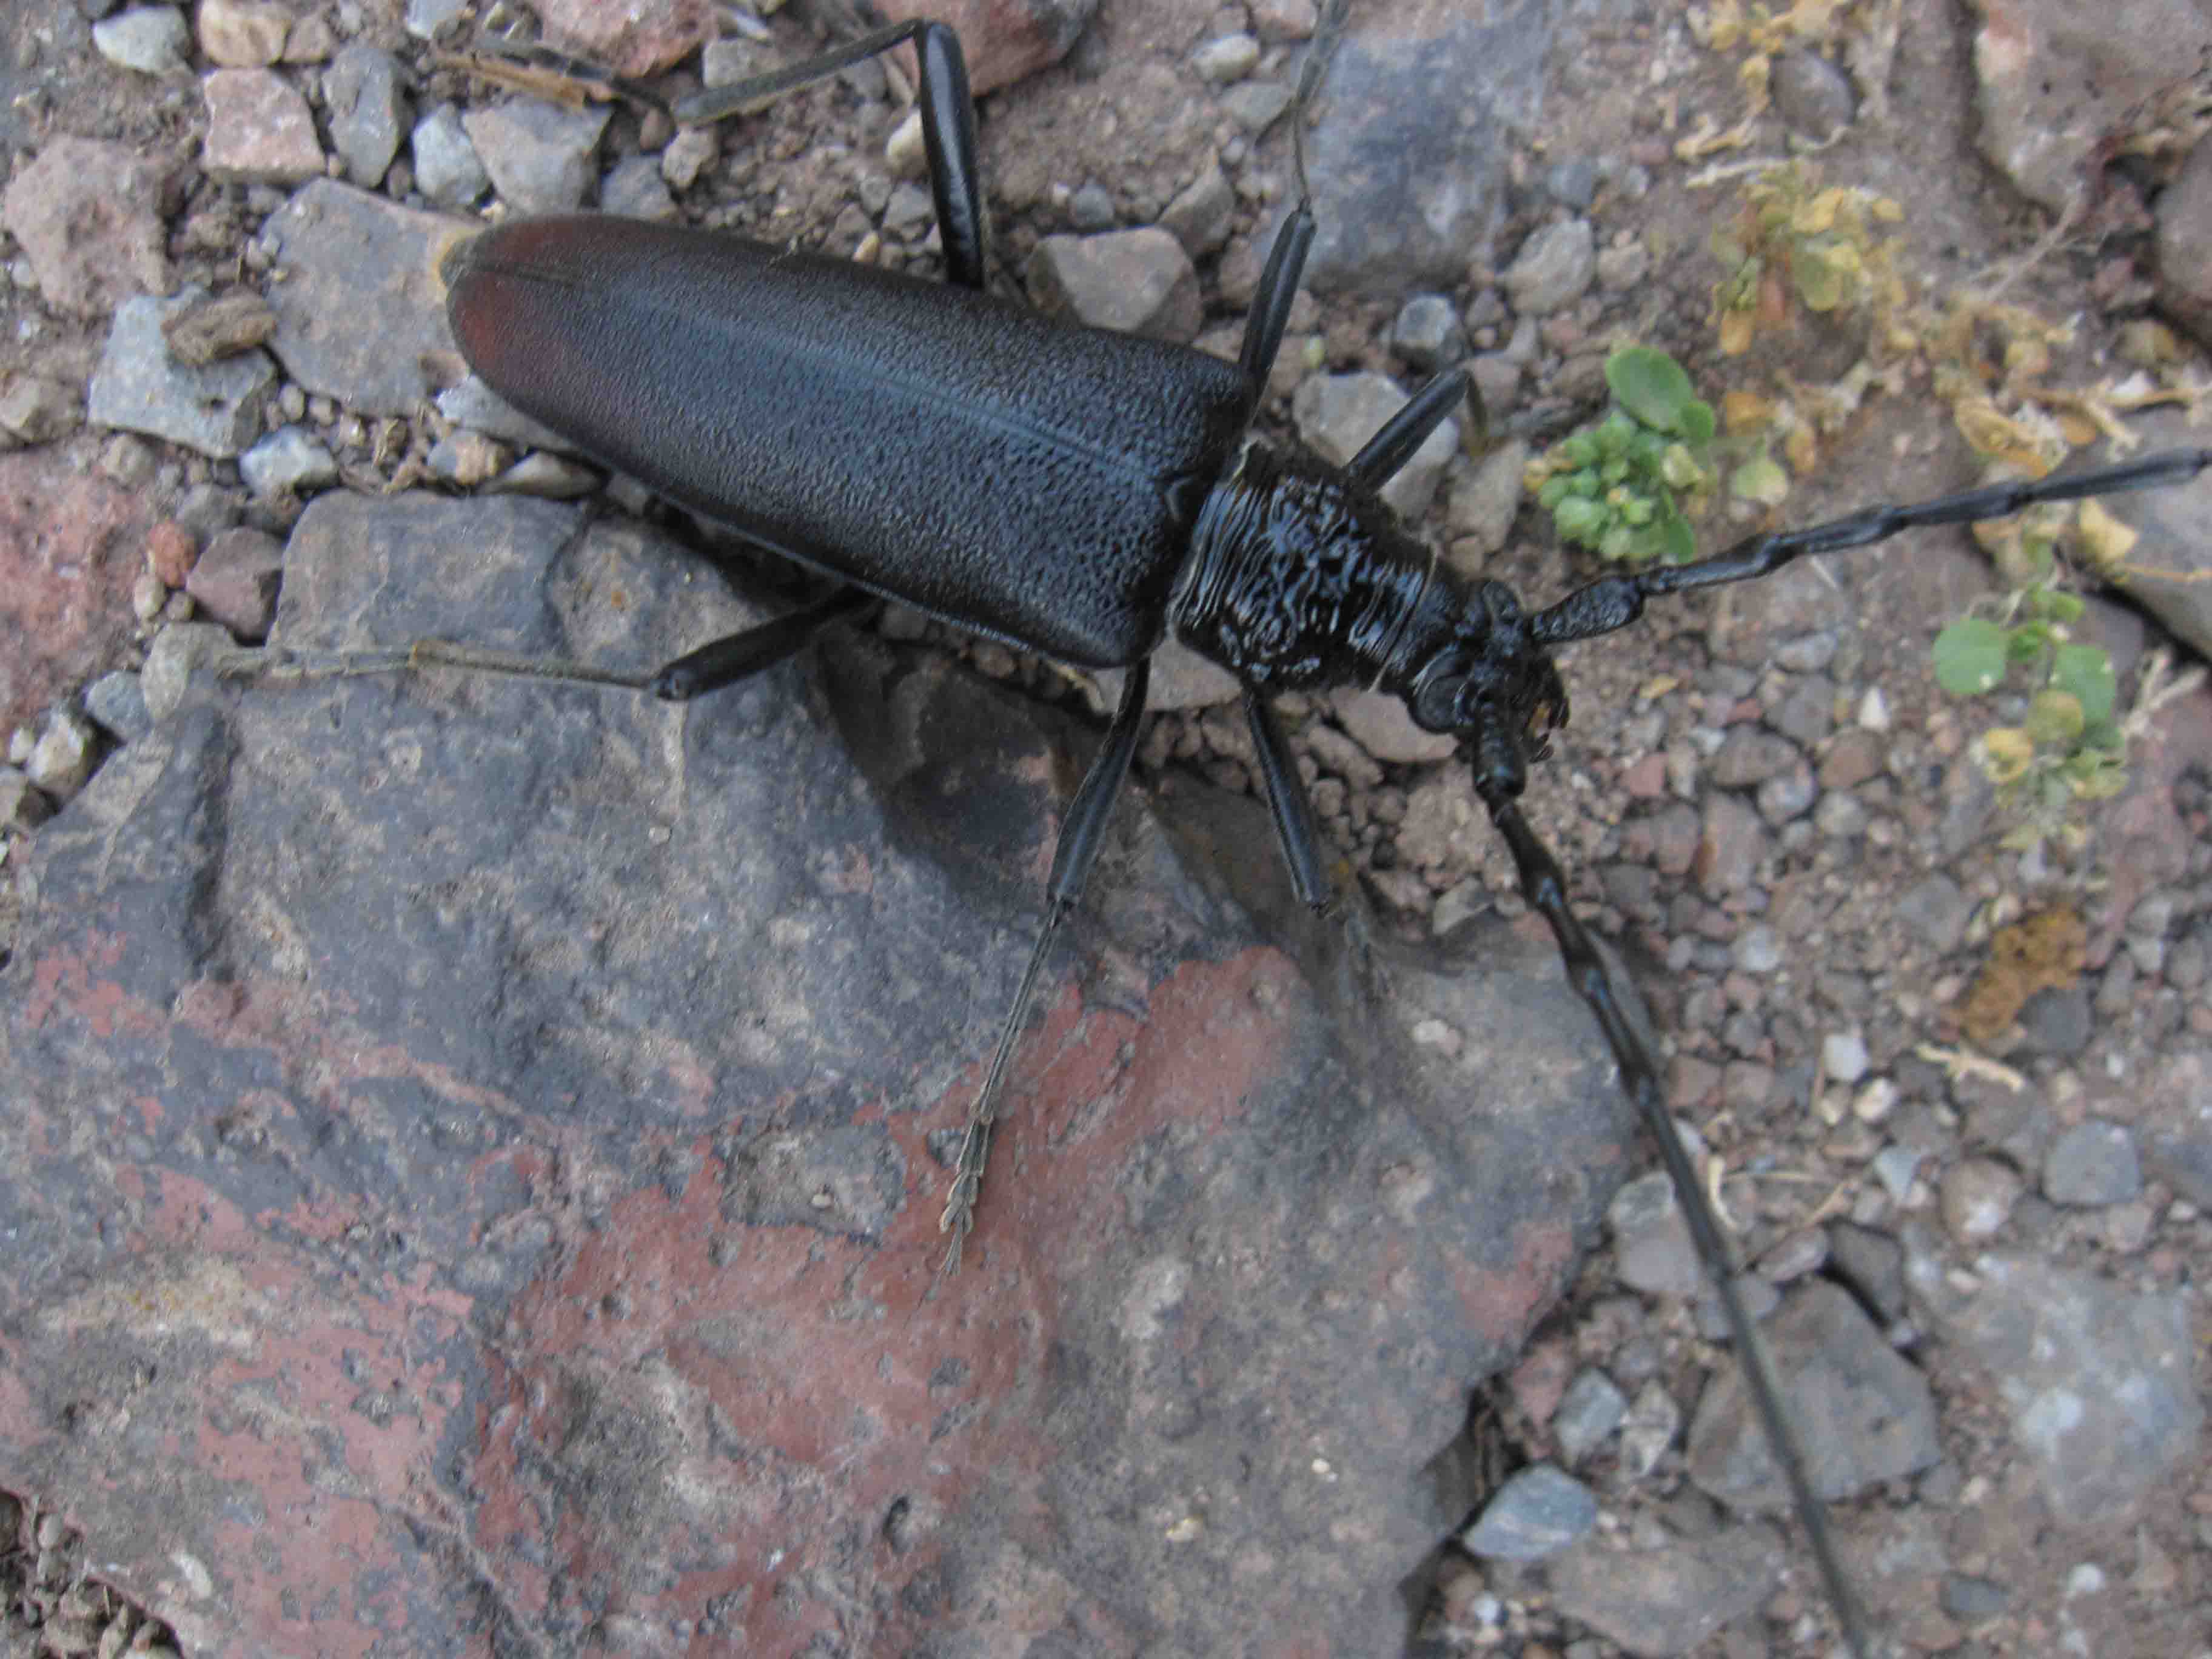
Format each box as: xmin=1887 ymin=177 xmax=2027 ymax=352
xmin=938 ymin=655 xmax=1153 ymax=1274
xmin=1234 ymin=0 xmax=1358 ymax=413
xmin=913 ymin=23 xmax=988 ymax=292
xmin=1236 ymin=206 xmax=1318 ymax=406
xmin=673 ymin=20 xmax=988 ymax=292
xmin=1244 ymin=686 xmax=1333 ymax=910
xmin=647 ymin=586 xmax=878 ymax=700
xmin=1348 ymin=366 xmax=1473 ymax=489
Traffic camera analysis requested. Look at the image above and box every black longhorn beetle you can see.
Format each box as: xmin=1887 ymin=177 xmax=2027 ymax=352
xmin=227 ymin=7 xmax=2212 ymax=1654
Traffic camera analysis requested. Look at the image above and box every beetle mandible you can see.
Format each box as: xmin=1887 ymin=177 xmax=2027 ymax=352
xmin=269 ymin=8 xmax=2212 ymax=1654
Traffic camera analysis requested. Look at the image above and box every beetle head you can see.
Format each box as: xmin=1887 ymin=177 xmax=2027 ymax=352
xmin=1400 ymin=581 xmax=1570 ymax=780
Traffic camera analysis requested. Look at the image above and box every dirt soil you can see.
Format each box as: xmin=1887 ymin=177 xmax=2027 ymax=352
xmin=2 ymin=1 xmax=2208 ymax=1656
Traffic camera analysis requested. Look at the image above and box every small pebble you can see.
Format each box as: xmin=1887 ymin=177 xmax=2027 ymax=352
xmin=1461 ymin=1464 xmax=1598 ymax=1561
xmin=2043 ymin=1121 xmax=2142 ymax=1206
xmin=1822 ymin=1030 xmax=1869 ymax=1085
xmin=1872 ymin=1145 xmax=1922 ymax=1204
xmin=1852 ymin=1077 xmax=1899 ymax=1124
xmin=1941 ymin=1158 xmax=2020 ymax=1242
xmin=1731 ymin=925 xmax=1782 ymax=974
xmin=1552 ymin=1368 xmax=1627 ymax=1466
xmin=1191 ymin=32 xmax=1260 ymax=84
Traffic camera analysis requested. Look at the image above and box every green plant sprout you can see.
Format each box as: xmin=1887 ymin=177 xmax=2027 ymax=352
xmin=1932 ymin=536 xmax=2125 ymax=850
xmin=1526 ymin=347 xmax=1717 ymax=565
xmin=1709 ymin=160 xmax=1903 ymax=357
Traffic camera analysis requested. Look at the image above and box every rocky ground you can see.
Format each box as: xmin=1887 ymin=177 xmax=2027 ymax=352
xmin=1 ymin=1 xmax=2208 ymax=1656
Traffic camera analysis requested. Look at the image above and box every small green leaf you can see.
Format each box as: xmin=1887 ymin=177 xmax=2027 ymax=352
xmin=1538 ymin=475 xmax=1571 ymax=510
xmin=1979 ymin=726 xmax=2034 ymax=784
xmin=1606 ymin=347 xmax=1698 ymax=432
xmin=2051 ymin=643 xmax=2117 ymax=723
xmin=1795 ymin=252 xmax=1846 ymax=312
xmin=2029 ymin=586 xmax=2084 ymax=624
xmin=2025 ymin=689 xmax=2085 ymax=748
xmin=1932 ymin=617 xmax=2009 ymax=695
xmin=1555 ymin=496 xmax=1606 ymax=542
xmin=2067 ymin=753 xmax=2127 ymax=800
xmin=1660 ymin=443 xmax=1706 ymax=490
xmin=1659 ymin=514 xmax=1697 ymax=565
xmin=1731 ymin=455 xmax=1789 ymax=506
xmin=1677 ymin=399 xmax=1717 ymax=446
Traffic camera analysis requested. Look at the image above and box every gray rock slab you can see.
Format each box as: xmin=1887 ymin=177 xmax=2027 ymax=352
xmin=261 ymin=178 xmax=469 ymax=416
xmin=1968 ymin=0 xmax=2212 ymax=216
xmin=0 ymin=491 xmax=1633 ymax=1656
xmin=1460 ymin=1462 xmax=1597 ymax=1561
xmin=1549 ymin=1524 xmax=1787 ymax=1656
xmin=88 ymin=289 xmax=276 ymax=458
xmin=2086 ymin=406 xmax=2212 ymax=662
xmin=1294 ymin=0 xmax=1555 ymax=295
xmin=1687 ymin=1281 xmax=1940 ymax=1510
xmin=1909 ymin=1253 xmax=2200 ymax=1527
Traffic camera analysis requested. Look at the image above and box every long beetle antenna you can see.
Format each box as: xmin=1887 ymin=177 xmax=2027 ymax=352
xmin=1532 ymin=449 xmax=2212 ymax=647
xmin=1291 ymin=0 xmax=1352 ymax=209
xmin=1470 ymin=717 xmax=1873 ymax=1654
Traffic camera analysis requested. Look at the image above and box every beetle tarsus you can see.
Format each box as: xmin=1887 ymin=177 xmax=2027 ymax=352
xmin=937 ymin=657 xmax=1152 ymax=1270
xmin=936 ymin=897 xmax=1069 ymax=1275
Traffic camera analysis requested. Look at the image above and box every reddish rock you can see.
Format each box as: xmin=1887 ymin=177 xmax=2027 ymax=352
xmin=1509 ymin=1336 xmax=1574 ymax=1427
xmin=0 ymin=137 xmax=172 ymax=319
xmin=1694 ymin=792 xmax=1768 ymax=896
xmin=1621 ymin=752 xmax=1668 ymax=799
xmin=0 ymin=451 xmax=150 ymax=734
xmin=145 ymin=520 xmax=197 ymax=588
xmin=202 ymin=68 xmax=324 ymax=185
xmin=183 ymin=527 xmax=283 ymax=640
xmin=1817 ymin=727 xmax=1885 ymax=791
xmin=875 ymin=0 xmax=1099 ymax=95
xmin=535 ymin=0 xmax=711 ymax=78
